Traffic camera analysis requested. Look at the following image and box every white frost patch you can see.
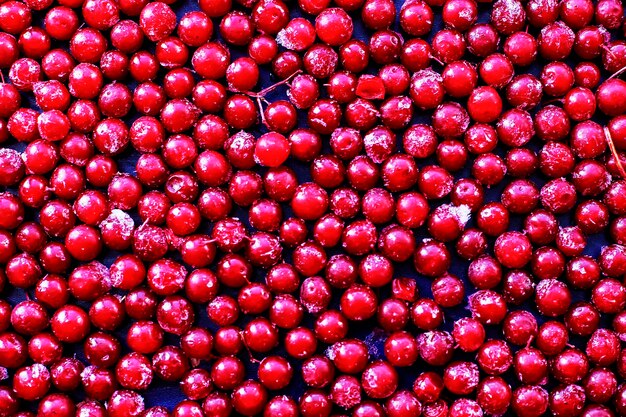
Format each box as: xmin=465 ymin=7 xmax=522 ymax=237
xmin=89 ymin=260 xmax=112 ymax=290
xmin=364 ymin=330 xmax=385 ymax=359
xmin=450 ymin=204 xmax=472 ymax=227
xmin=100 ymin=209 xmax=135 ymax=237
xmin=325 ymin=345 xmax=337 ymax=360
xmin=276 ymin=28 xmax=296 ymax=50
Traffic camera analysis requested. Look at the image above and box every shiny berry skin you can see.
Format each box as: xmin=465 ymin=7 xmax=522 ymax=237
xmin=51 ymin=305 xmax=90 ymax=343
xmin=13 ymin=363 xmax=50 ymax=401
xmin=231 ymin=380 xmax=268 ymax=416
xmin=4 ymin=0 xmax=626 ymax=413
xmin=476 ymin=376 xmax=511 ymax=415
xmin=360 ymin=360 xmax=398 ymax=399
xmin=452 ymin=318 xmax=485 ymax=352
xmin=338 ymin=284 xmax=377 ymax=321
xmin=511 ymin=385 xmax=549 ymax=417
xmin=383 ymin=331 xmax=418 ymax=368
xmin=494 ymin=231 xmax=532 ymax=269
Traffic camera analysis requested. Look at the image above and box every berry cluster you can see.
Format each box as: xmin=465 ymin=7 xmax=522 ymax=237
xmin=1 ymin=0 xmax=626 ymax=415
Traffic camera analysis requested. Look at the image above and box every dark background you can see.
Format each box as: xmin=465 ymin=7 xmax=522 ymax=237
xmin=4 ymin=0 xmax=616 ymax=413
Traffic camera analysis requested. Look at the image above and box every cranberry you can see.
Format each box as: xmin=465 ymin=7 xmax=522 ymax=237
xmin=541 ymin=61 xmax=575 ymax=97
xmin=477 ymin=377 xmax=511 ymax=415
xmin=596 ymin=0 xmax=624 ymax=29
xmin=477 ymin=339 xmax=513 ymax=376
xmin=49 ymin=358 xmax=82 ymax=392
xmin=584 ymin=368 xmax=617 ymax=404
xmin=538 ymin=21 xmax=575 ymax=60
xmin=13 ymin=363 xmax=50 ymax=401
xmin=417 ymin=332 xmax=454 ymax=371
xmin=442 ymin=360 xmax=480 ymax=396
xmin=504 ymin=32 xmax=537 ymax=66
xmin=231 ymin=380 xmax=268 ymax=416
xmin=107 ymin=390 xmax=145 ymax=417
xmin=513 ymin=347 xmax=547 ymax=387
xmin=448 ymin=319 xmax=481 ymax=356
xmin=2 ymin=0 xmax=626 ymax=412
xmin=51 ymin=305 xmax=90 ymax=343
xmin=157 ymin=295 xmax=195 ymax=336
xmin=301 ymin=356 xmax=334 ymax=389
xmin=340 ymin=284 xmax=378 ymax=321
xmin=468 ymin=289 xmax=507 ymax=325
xmin=360 ymin=360 xmax=397 ymax=399
xmin=592 ymin=278 xmax=626 ymax=314
xmin=512 ymin=386 xmax=549 ymax=417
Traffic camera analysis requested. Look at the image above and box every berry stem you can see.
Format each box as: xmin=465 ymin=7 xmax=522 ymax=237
xmin=604 ymin=126 xmax=626 ymax=178
xmin=608 ymin=64 xmax=626 ymax=80
xmin=541 ymin=98 xmax=563 ymax=105
xmin=256 ymin=96 xmax=270 ymax=129
xmin=239 ymin=331 xmax=261 ymax=363
xmin=231 ymin=69 xmax=302 ymax=98
xmin=257 ymin=69 xmax=302 ymax=96
xmin=429 ymin=54 xmax=444 ymax=66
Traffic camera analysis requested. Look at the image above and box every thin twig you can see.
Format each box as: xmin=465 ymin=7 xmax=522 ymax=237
xmin=257 ymin=69 xmax=302 ymax=96
xmin=604 ymin=126 xmax=626 ymax=178
xmin=256 ymin=96 xmax=269 ymax=129
xmin=608 ymin=64 xmax=626 ymax=80
xmin=228 ymin=69 xmax=303 ymax=98
xmin=239 ymin=331 xmax=261 ymax=364
xmin=603 ymin=44 xmax=619 ymax=66
xmin=541 ymin=98 xmax=564 ymax=106
xmin=230 ymin=70 xmax=303 ymax=128
xmin=429 ymin=54 xmax=444 ymax=66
